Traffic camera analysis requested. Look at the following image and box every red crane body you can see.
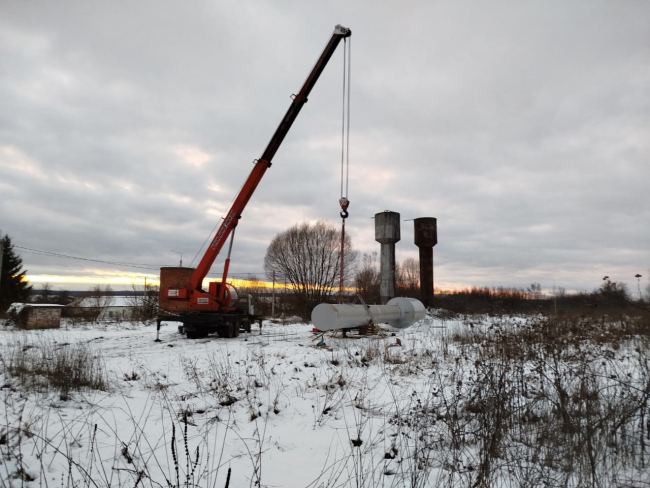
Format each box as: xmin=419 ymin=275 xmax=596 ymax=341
xmin=158 ymin=25 xmax=351 ymax=337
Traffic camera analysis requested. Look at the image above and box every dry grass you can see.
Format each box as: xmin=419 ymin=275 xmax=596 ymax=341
xmin=1 ymin=336 xmax=109 ymax=399
xmin=424 ymin=312 xmax=650 ymax=487
xmin=1 ymin=312 xmax=648 ymax=487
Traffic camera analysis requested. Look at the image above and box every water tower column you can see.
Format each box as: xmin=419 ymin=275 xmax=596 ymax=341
xmin=375 ymin=211 xmax=401 ymax=304
xmin=414 ymin=217 xmax=437 ymax=308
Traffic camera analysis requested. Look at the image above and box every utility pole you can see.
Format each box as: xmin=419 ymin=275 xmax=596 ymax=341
xmin=271 ymin=271 xmax=276 ymax=318
xmin=171 ymin=250 xmax=182 ymax=267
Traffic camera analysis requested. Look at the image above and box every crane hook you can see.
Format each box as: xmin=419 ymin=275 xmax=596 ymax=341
xmin=339 ymin=197 xmax=350 ymax=219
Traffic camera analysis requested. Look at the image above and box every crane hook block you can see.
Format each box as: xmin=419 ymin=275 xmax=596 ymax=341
xmin=339 ymin=197 xmax=350 ymax=219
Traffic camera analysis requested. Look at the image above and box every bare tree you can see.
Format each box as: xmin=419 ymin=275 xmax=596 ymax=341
xmin=87 ymin=285 xmax=114 ymax=320
xmin=395 ymin=257 xmax=419 ymax=298
xmin=598 ymin=279 xmax=629 ymax=304
xmin=527 ymin=282 xmax=543 ymax=300
xmin=126 ymin=282 xmax=159 ymax=322
xmin=32 ymin=282 xmax=54 ymax=303
xmin=354 ymin=252 xmax=380 ymax=304
xmin=264 ymin=220 xmax=358 ymax=317
xmin=55 ymin=288 xmax=73 ymax=305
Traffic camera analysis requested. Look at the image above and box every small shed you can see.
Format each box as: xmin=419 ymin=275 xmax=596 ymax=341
xmin=8 ymin=303 xmax=63 ymax=330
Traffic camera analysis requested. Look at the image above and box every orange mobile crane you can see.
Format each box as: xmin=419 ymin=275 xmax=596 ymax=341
xmin=157 ymin=25 xmax=352 ymax=339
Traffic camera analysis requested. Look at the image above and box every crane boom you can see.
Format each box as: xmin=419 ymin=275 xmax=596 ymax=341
xmin=190 ymin=24 xmax=351 ymax=292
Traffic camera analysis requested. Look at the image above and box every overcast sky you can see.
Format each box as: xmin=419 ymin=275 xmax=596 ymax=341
xmin=1 ymin=1 xmax=648 ymax=294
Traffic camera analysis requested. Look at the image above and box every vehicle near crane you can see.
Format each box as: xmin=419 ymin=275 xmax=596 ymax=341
xmin=157 ymin=25 xmax=352 ymax=339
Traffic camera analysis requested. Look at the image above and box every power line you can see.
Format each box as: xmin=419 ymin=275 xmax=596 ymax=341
xmin=16 ymin=246 xmax=163 ymax=271
xmin=15 ymin=245 xmax=266 ymax=277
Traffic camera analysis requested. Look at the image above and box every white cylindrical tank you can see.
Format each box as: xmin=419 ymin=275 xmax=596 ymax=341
xmin=386 ymin=297 xmax=426 ymax=328
xmin=225 ymin=284 xmax=239 ymax=308
xmin=311 ymin=297 xmax=426 ymax=331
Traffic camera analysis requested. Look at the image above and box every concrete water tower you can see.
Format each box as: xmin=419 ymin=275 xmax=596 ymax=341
xmin=414 ymin=217 xmax=437 ymax=308
xmin=375 ymin=211 xmax=400 ymax=304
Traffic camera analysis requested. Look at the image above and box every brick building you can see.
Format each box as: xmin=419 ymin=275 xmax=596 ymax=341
xmin=8 ymin=303 xmax=63 ymax=329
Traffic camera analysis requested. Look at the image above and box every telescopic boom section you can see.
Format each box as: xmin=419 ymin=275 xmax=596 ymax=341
xmin=190 ymin=25 xmax=352 ymax=292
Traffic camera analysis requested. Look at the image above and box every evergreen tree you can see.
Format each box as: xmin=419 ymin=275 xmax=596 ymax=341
xmin=0 ymin=234 xmax=32 ymax=313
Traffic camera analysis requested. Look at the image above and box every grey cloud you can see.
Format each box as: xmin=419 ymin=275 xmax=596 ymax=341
xmin=1 ymin=0 xmax=648 ymax=293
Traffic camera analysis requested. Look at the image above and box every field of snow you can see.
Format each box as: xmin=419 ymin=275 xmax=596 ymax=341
xmin=1 ymin=313 xmax=648 ymax=488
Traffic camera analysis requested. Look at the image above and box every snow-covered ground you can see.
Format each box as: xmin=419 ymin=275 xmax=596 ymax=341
xmin=1 ymin=314 xmax=648 ymax=487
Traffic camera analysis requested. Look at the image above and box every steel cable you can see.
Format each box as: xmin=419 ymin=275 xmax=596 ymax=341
xmin=340 ymin=38 xmax=352 ymax=200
